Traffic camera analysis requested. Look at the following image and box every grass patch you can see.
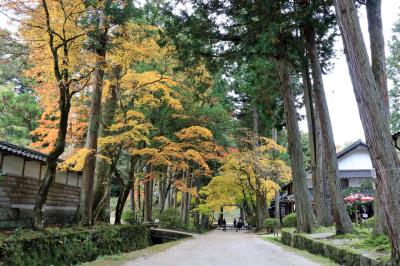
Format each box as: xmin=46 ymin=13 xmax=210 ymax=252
xmin=262 ymin=235 xmax=337 ymax=266
xmin=353 ymin=234 xmax=390 ymax=253
xmin=81 ymin=239 xmax=186 ymax=266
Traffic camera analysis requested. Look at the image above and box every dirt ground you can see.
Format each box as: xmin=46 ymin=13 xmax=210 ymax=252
xmin=123 ymin=230 xmax=326 ymax=266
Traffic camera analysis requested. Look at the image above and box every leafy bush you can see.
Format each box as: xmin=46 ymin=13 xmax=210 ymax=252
xmin=361 ymin=217 xmax=375 ymax=229
xmin=157 ymin=208 xmax=200 ymax=232
xmin=264 ymin=218 xmax=279 ymax=230
xmin=282 ymin=213 xmax=296 ymax=228
xmin=122 ymin=210 xmax=137 ymax=225
xmin=0 ymin=224 xmax=150 ymax=266
xmin=159 ymin=208 xmax=185 ymax=229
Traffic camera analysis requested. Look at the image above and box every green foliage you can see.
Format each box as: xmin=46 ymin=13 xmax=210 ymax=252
xmin=122 ymin=210 xmax=137 ymax=225
xmin=264 ymin=218 xmax=279 ymax=230
xmin=158 ymin=208 xmax=191 ymax=231
xmin=282 ymin=213 xmax=297 ymax=228
xmin=388 ymin=17 xmax=400 ymax=133
xmin=0 ymin=86 xmax=41 ymax=146
xmin=342 ymin=180 xmax=374 ymax=197
xmin=361 ymin=217 xmax=375 ymax=229
xmin=0 ymin=224 xmax=150 ymax=266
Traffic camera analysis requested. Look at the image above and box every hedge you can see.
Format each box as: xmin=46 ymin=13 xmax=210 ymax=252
xmin=0 ymin=224 xmax=151 ymax=266
xmin=281 ymin=229 xmax=387 ymax=266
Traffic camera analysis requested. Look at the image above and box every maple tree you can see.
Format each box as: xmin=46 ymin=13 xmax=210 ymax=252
xmin=200 ymin=137 xmax=291 ymax=229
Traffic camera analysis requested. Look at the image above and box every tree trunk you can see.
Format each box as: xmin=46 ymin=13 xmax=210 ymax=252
xmin=366 ymin=0 xmax=389 ymax=236
xmin=302 ymin=66 xmax=330 ymax=226
xmin=272 ymin=128 xmax=281 ymax=227
xmin=277 ymin=54 xmax=316 ymax=233
xmin=33 ymin=85 xmax=71 ymax=228
xmin=144 ymin=167 xmax=153 ymax=223
xmin=79 ymin=16 xmax=107 ymax=225
xmin=33 ymin=0 xmax=74 ymax=228
xmin=252 ymin=106 xmax=267 ymax=229
xmin=334 ymin=0 xmax=400 ymax=262
xmin=92 ymin=65 xmax=120 ymax=223
xmin=114 ymin=167 xmax=134 ymax=225
xmin=304 ymin=24 xmax=352 ymax=233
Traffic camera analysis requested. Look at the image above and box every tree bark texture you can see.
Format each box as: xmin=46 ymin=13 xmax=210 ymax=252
xmin=272 ymin=128 xmax=281 ymax=227
xmin=92 ymin=65 xmax=120 ymax=222
xmin=334 ymin=0 xmax=400 ymax=262
xmin=144 ymin=167 xmax=153 ymax=223
xmin=79 ymin=16 xmax=107 ymax=225
xmin=366 ymin=0 xmax=389 ymax=236
xmin=277 ymin=55 xmax=316 ymax=233
xmin=302 ymin=66 xmax=333 ymax=227
xmin=304 ymin=25 xmax=352 ymax=233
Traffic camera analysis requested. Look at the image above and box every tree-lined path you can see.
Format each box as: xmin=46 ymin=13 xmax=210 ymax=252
xmin=124 ymin=231 xmax=325 ymax=266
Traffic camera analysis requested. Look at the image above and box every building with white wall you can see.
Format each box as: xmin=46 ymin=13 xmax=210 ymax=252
xmin=336 ymin=140 xmax=374 ymax=189
xmin=0 ymin=141 xmax=82 ymax=228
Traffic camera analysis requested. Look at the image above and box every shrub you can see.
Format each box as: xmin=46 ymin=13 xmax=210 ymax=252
xmin=264 ymin=218 xmax=279 ymax=230
xmin=0 ymin=224 xmax=150 ymax=266
xmin=157 ymin=208 xmax=200 ymax=232
xmin=159 ymin=208 xmax=185 ymax=229
xmin=361 ymin=217 xmax=375 ymax=229
xmin=122 ymin=210 xmax=137 ymax=225
xmin=282 ymin=213 xmax=297 ymax=228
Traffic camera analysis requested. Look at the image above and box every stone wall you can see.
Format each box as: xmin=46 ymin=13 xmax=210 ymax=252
xmin=281 ymin=229 xmax=387 ymax=266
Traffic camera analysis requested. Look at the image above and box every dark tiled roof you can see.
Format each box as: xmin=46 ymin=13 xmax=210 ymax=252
xmin=339 ymin=169 xmax=373 ymax=178
xmin=0 ymin=141 xmax=48 ymax=162
xmin=337 ymin=139 xmax=368 ymax=158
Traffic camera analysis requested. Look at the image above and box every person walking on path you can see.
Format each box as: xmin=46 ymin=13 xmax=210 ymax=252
xmin=222 ymin=218 xmax=227 ymax=231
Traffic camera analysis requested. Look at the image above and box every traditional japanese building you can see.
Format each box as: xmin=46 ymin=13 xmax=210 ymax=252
xmin=0 ymin=141 xmax=82 ymax=228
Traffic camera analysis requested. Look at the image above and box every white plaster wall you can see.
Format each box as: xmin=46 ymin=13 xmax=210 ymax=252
xmin=67 ymin=172 xmax=79 ymax=186
xmin=2 ymin=155 xmax=24 ymax=176
xmin=25 ymin=161 xmax=41 ymax=178
xmin=349 ymin=177 xmax=374 ymax=188
xmin=338 ymin=147 xmax=373 ymax=170
xmin=55 ymin=171 xmax=67 ymax=184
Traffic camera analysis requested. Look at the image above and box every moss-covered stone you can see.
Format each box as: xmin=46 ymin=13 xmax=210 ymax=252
xmin=0 ymin=224 xmax=150 ymax=266
xmin=281 ymin=228 xmax=387 ymax=266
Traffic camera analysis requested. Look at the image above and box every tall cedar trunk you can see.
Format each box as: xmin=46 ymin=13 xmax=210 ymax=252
xmin=79 ymin=16 xmax=107 ymax=225
xmin=304 ymin=25 xmax=352 ymax=233
xmin=334 ymin=0 xmax=400 ymax=262
xmin=302 ymin=67 xmax=331 ymax=226
xmin=144 ymin=167 xmax=153 ymax=223
xmin=33 ymin=87 xmax=71 ymax=228
xmin=253 ymin=106 xmax=267 ymax=229
xmin=277 ymin=55 xmax=316 ymax=233
xmin=316 ymin=115 xmax=334 ymax=226
xmin=92 ymin=65 xmax=120 ymax=222
xmin=182 ymin=172 xmax=191 ymax=224
xmin=366 ymin=0 xmax=389 ymax=235
xmin=272 ymin=128 xmax=281 ymax=226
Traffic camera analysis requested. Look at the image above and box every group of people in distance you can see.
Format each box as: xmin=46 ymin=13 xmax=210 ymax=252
xmin=217 ymin=217 xmax=244 ymax=232
xmin=233 ymin=217 xmax=244 ymax=232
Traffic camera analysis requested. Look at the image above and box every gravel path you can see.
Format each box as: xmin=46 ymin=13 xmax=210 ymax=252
xmin=123 ymin=230 xmax=323 ymax=266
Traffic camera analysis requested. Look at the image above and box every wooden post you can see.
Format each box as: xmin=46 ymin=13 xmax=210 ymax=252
xmin=38 ymin=164 xmax=43 ymax=180
xmin=0 ymin=153 xmax=3 ymax=174
xmin=22 ymin=159 xmax=26 ymax=177
xmin=66 ymin=171 xmax=69 ymax=186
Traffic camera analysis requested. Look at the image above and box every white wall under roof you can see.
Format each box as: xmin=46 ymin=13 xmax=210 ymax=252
xmin=338 ymin=146 xmax=373 ymax=170
xmin=2 ymin=155 xmax=24 ymax=176
xmin=25 ymin=160 xmax=41 ymax=178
